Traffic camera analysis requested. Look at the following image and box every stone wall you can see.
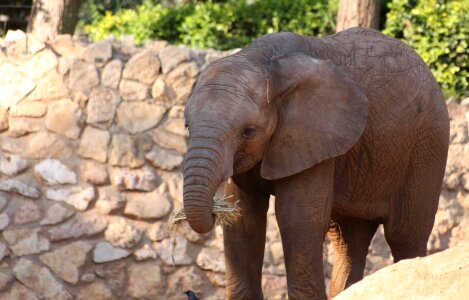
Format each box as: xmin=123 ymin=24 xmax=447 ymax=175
xmin=0 ymin=31 xmax=467 ymax=299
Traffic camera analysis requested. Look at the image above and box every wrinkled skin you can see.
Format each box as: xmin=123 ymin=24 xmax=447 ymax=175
xmin=183 ymin=28 xmax=449 ymax=299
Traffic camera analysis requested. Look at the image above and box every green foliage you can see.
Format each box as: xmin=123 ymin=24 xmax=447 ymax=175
xmin=384 ymin=0 xmax=469 ymax=97
xmin=83 ymin=0 xmax=337 ymax=50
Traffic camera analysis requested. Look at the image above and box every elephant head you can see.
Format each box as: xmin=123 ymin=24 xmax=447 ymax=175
xmin=183 ymin=33 xmax=368 ymax=233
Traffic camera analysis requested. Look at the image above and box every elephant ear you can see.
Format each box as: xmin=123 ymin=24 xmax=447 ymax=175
xmin=260 ymin=53 xmax=368 ymax=180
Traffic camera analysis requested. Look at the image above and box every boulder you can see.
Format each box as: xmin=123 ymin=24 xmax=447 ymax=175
xmin=335 ymin=243 xmax=469 ymax=300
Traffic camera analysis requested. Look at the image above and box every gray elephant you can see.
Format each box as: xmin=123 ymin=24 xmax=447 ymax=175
xmin=182 ymin=28 xmax=449 ymax=299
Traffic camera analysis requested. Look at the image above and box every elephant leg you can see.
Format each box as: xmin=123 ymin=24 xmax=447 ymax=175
xmin=328 ymin=217 xmax=379 ymax=297
xmin=223 ymin=178 xmax=270 ymax=300
xmin=384 ymin=129 xmax=447 ymax=262
xmin=274 ymin=159 xmax=335 ymax=300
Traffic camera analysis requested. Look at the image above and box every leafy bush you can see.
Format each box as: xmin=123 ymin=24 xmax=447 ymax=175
xmin=83 ymin=0 xmax=337 ymax=50
xmin=384 ymin=0 xmax=469 ymax=97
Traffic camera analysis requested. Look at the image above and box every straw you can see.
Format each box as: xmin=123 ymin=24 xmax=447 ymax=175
xmin=169 ymin=195 xmax=241 ymax=264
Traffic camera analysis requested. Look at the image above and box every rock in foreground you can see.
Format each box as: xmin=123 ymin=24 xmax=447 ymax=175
xmin=335 ymin=243 xmax=469 ymax=300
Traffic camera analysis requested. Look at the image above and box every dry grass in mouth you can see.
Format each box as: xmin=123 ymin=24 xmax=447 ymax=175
xmin=169 ymin=195 xmax=241 ymax=264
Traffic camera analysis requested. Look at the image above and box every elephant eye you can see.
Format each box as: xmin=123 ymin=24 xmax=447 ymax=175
xmin=241 ymin=126 xmax=257 ymax=140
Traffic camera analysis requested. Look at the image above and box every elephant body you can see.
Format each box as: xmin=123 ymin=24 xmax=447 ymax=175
xmin=182 ymin=28 xmax=449 ymax=299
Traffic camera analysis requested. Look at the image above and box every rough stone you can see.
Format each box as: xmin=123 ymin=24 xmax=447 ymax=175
xmin=3 ymin=228 xmax=49 ymax=256
xmin=152 ymin=129 xmax=188 ymax=153
xmin=0 ymin=268 xmax=14 ymax=292
xmin=151 ymin=77 xmax=175 ymax=101
xmin=262 ymin=276 xmax=288 ymax=300
xmin=123 ymin=50 xmax=161 ymax=84
xmin=13 ymin=258 xmax=71 ymax=300
xmin=34 ymin=159 xmax=77 ymax=185
xmin=58 ymin=57 xmax=74 ymax=75
xmin=49 ymin=210 xmax=108 ymax=241
xmin=450 ymin=121 xmax=468 ymax=144
xmin=206 ymin=272 xmax=226 ymax=287
xmin=158 ymin=171 xmax=184 ymax=205
xmin=86 ymin=87 xmax=121 ymax=127
xmin=204 ymin=225 xmax=224 ymax=252
xmin=27 ymin=132 xmax=73 ymax=159
xmin=134 ymin=244 xmax=157 ymax=261
xmin=46 ymin=99 xmax=84 ymax=139
xmin=0 ymin=244 xmax=8 ymax=261
xmin=164 ymin=117 xmax=189 ymax=137
xmin=146 ymin=222 xmax=170 ymax=241
xmin=77 ymin=282 xmax=113 ymax=300
xmin=155 ymin=237 xmax=192 ymax=266
xmin=111 ymin=167 xmax=158 ymax=192
xmin=72 ymin=91 xmax=88 ymax=107
xmin=119 ymin=79 xmax=149 ymax=101
xmin=145 ymin=40 xmax=169 ymax=51
xmin=0 ymin=214 xmax=9 ymax=230
xmin=0 ymin=63 xmax=35 ymax=109
xmin=80 ymin=161 xmax=109 ymax=185
xmin=0 ymin=107 xmax=8 ymax=131
xmin=77 ymin=127 xmax=110 ymax=162
xmin=270 ymin=241 xmax=284 ymax=265
xmin=335 ymin=243 xmax=469 ymax=300
xmin=40 ymin=203 xmax=75 ymax=225
xmin=93 ymin=261 xmax=127 ymax=291
xmin=104 ymin=217 xmax=142 ymax=248
xmin=94 ymin=260 xmax=129 ymax=298
xmin=124 ymin=189 xmax=171 ymax=219
xmin=145 ymin=145 xmax=184 ymax=170
xmin=46 ymin=186 xmax=95 ymax=211
xmin=18 ymin=49 xmax=57 ymax=79
xmin=7 ymin=117 xmax=41 ymax=137
xmin=82 ymin=41 xmax=112 ymax=66
xmin=165 ymin=62 xmax=199 ymax=104
xmin=80 ymin=273 xmax=96 ymax=283
xmin=10 ymin=102 xmax=47 ymax=117
xmin=203 ymin=49 xmax=226 ymax=66
xmin=461 ymin=97 xmax=469 ymax=105
xmin=0 ymin=282 xmax=38 ymax=300
xmin=127 ymin=263 xmax=164 ymax=298
xmin=0 ymin=153 xmax=28 ymax=176
xmin=168 ymin=105 xmax=185 ymax=118
xmin=196 ymin=248 xmax=226 ymax=273
xmin=117 ymin=102 xmax=166 ymax=133
xmin=27 ymin=70 xmax=69 ymax=101
xmin=0 ymin=137 xmax=23 ymax=154
xmin=0 ymin=195 xmax=7 ymax=212
xmin=49 ymin=35 xmax=83 ymax=58
xmin=93 ymin=242 xmax=131 ymax=263
xmin=178 ymin=222 xmax=211 ymax=244
xmin=108 ymin=133 xmax=145 ymax=168
xmin=40 ymin=241 xmax=93 ymax=284
xmin=101 ymin=59 xmax=123 ymax=89
xmin=14 ymin=201 xmax=41 ymax=224
xmin=166 ymin=266 xmax=207 ymax=299
xmin=68 ymin=60 xmax=100 ymax=92
xmin=5 ymin=30 xmax=44 ymax=55
xmin=461 ymin=173 xmax=469 ymax=191
xmin=0 ymin=179 xmax=40 ymax=198
xmin=159 ymin=45 xmax=191 ymax=74
xmin=95 ymin=186 xmax=125 ymax=214
xmin=428 ymin=193 xmax=464 ymax=252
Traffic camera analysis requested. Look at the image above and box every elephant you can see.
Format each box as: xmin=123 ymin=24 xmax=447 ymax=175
xmin=182 ymin=27 xmax=449 ymax=299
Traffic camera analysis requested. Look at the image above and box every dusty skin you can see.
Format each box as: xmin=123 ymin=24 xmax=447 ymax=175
xmin=182 ymin=28 xmax=450 ymax=299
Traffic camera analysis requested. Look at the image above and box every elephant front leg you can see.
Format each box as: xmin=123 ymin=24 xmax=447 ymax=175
xmin=223 ymin=177 xmax=270 ymax=300
xmin=274 ymin=159 xmax=335 ymax=300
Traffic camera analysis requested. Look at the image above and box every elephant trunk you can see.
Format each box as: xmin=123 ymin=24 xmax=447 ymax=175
xmin=183 ymin=135 xmax=228 ymax=234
